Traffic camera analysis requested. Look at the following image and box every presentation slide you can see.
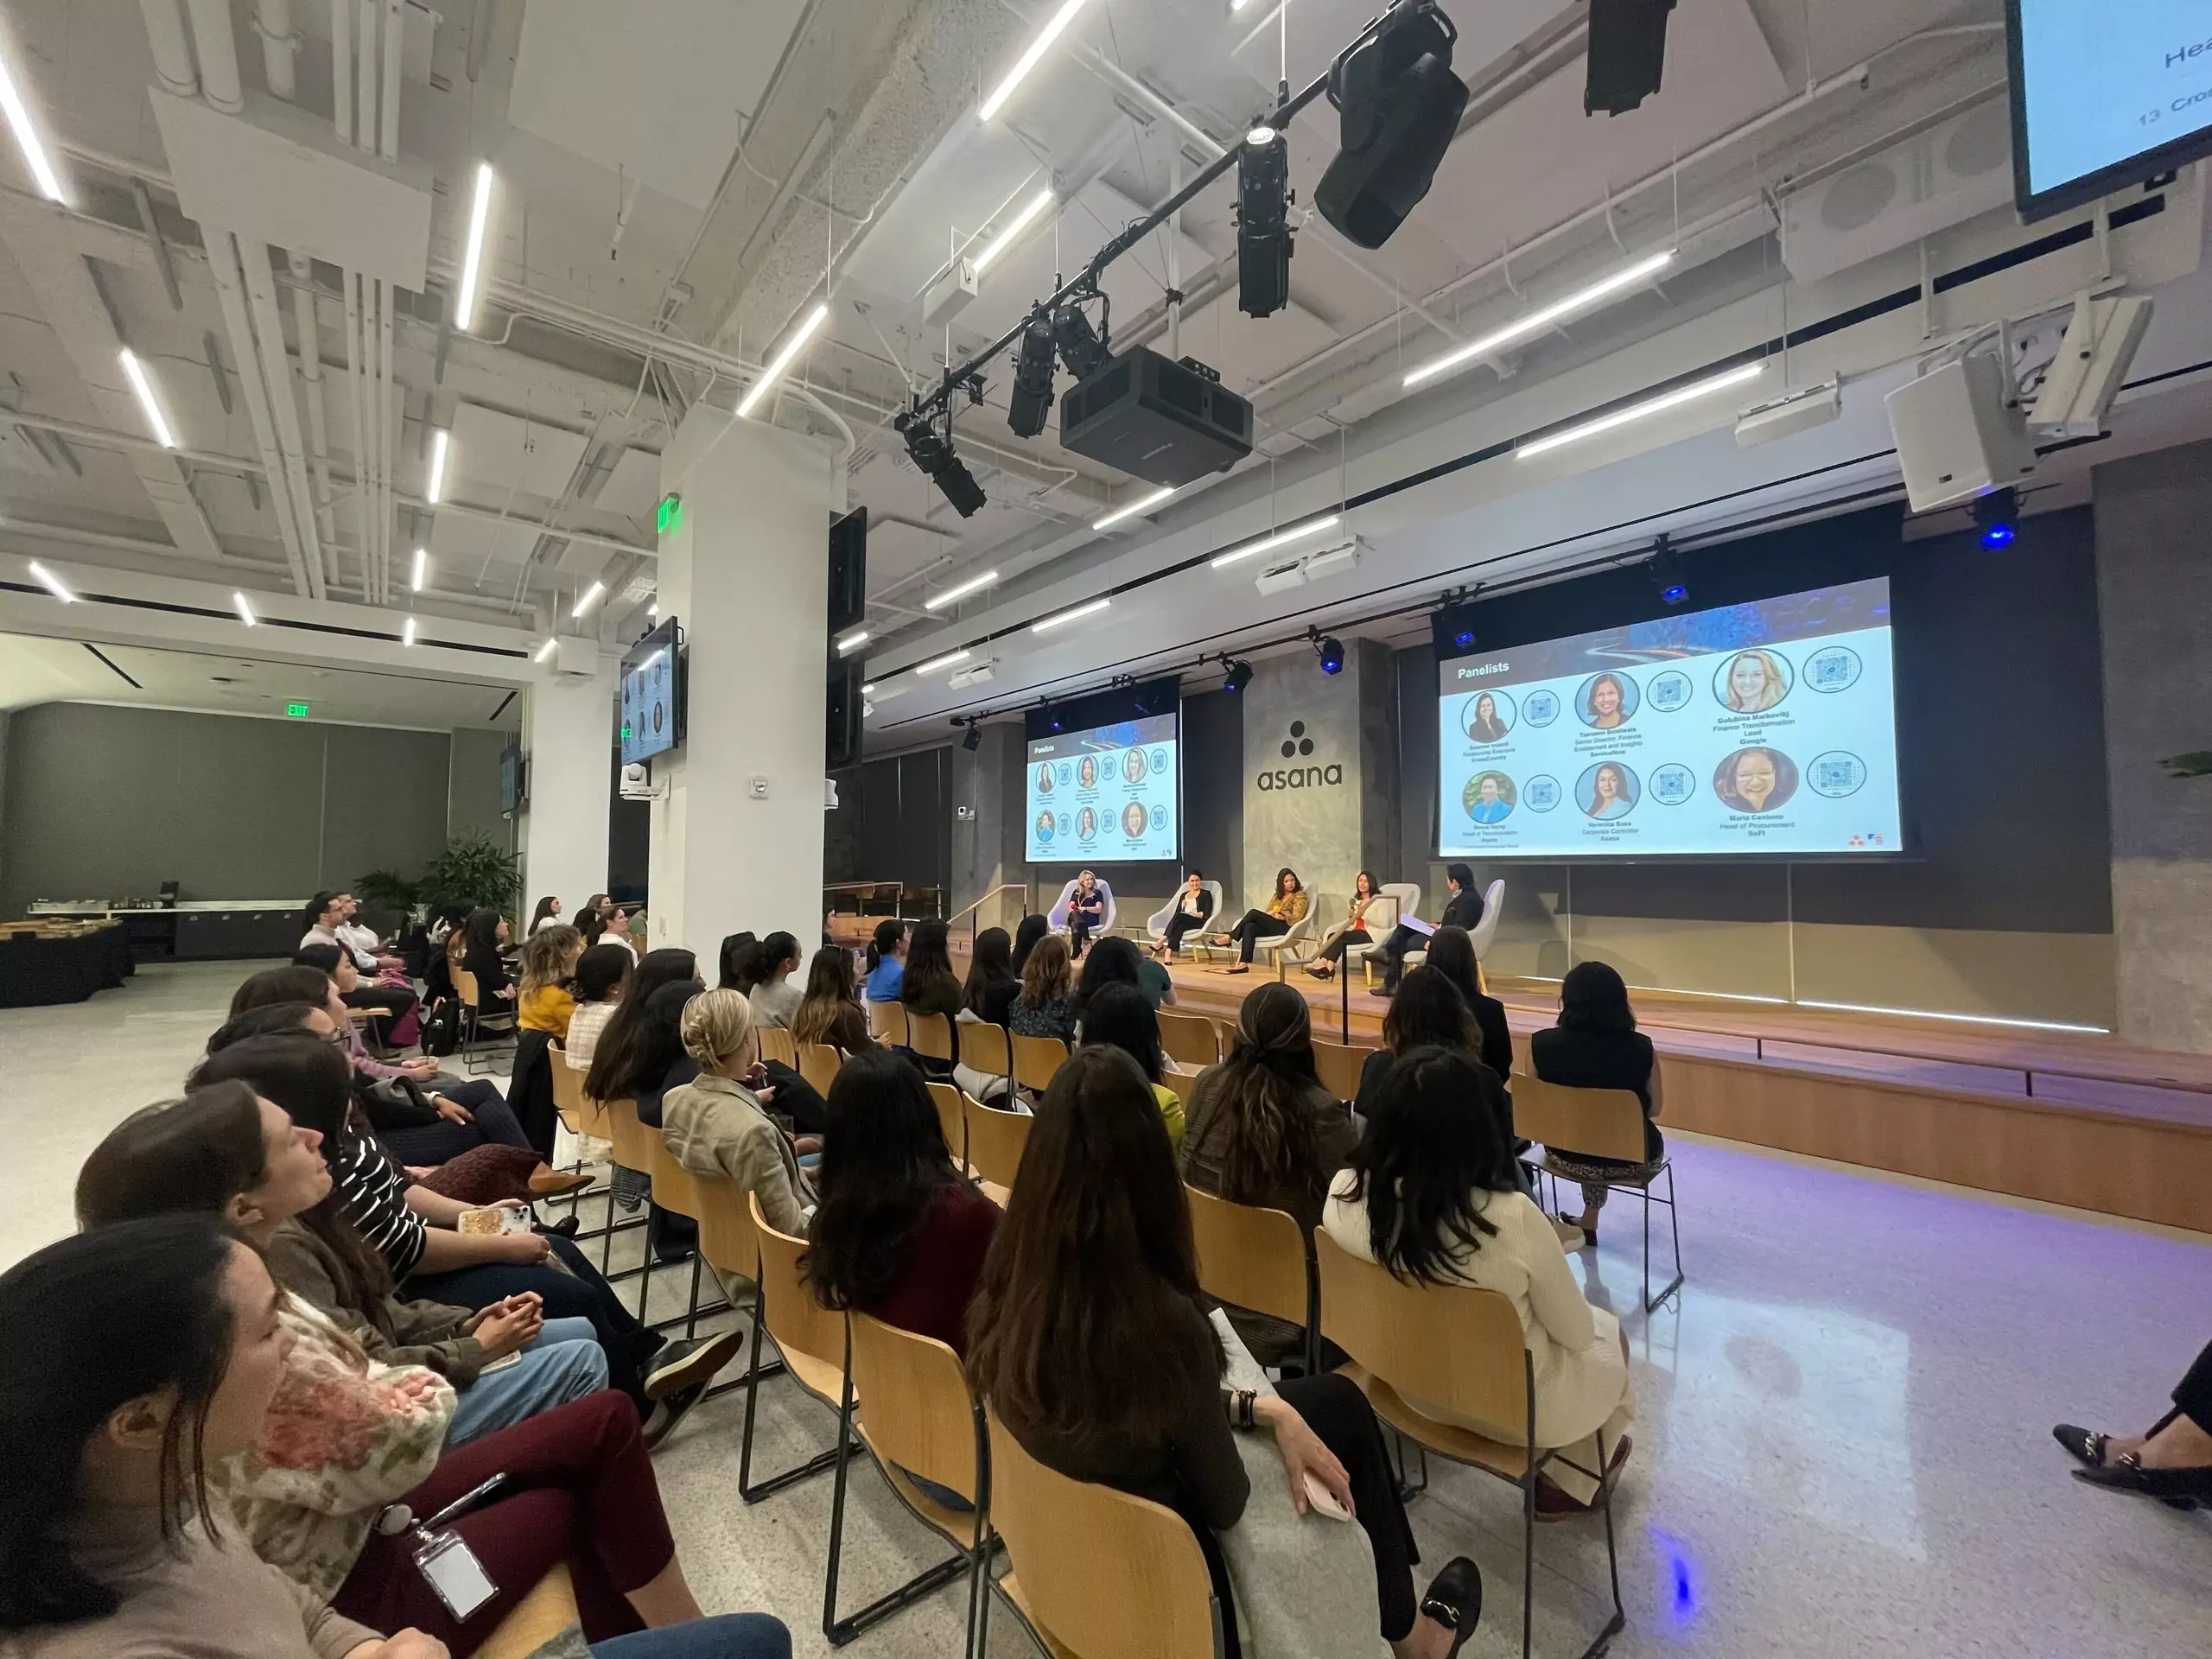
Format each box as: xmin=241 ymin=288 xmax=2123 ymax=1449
xmin=1435 ymin=577 xmax=1902 ymax=859
xmin=2016 ymin=1 xmax=2212 ymax=196
xmin=1027 ymin=713 xmax=1180 ymax=862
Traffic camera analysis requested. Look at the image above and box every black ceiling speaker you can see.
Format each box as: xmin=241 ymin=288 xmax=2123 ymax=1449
xmin=1586 ymin=0 xmax=1676 ymax=116
xmin=825 ymin=658 xmax=865 ymax=768
xmin=1314 ymin=1 xmax=1470 ymax=251
xmin=827 ymin=506 xmax=867 ymax=634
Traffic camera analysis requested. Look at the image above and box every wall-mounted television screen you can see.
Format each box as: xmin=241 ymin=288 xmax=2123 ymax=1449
xmin=2009 ymin=1 xmax=2212 ymax=220
xmin=499 ymin=741 xmax=527 ymax=815
xmin=620 ymin=616 xmax=685 ymax=766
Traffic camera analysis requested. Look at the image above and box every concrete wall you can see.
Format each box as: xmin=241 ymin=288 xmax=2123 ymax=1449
xmin=1240 ymin=644 xmax=1390 ymax=920
xmin=2095 ymin=440 xmax=2212 ymax=1051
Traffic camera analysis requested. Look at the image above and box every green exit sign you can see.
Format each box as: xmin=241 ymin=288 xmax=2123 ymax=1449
xmin=285 ymin=702 xmax=310 ymax=719
xmin=657 ymin=493 xmax=683 ymax=535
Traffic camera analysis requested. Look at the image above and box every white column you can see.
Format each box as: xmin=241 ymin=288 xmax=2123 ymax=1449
xmin=522 ymin=662 xmax=614 ymax=917
xmin=648 ymin=408 xmax=836 ymax=956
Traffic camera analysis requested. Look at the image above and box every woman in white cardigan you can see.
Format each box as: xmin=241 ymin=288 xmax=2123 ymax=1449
xmin=1322 ymin=1045 xmax=1633 ymax=1516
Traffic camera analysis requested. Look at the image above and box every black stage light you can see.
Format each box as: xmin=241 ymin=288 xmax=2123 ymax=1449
xmin=1315 ymin=0 xmax=1470 ymax=251
xmin=1586 ymin=0 xmax=1676 ymax=116
xmin=1648 ymin=534 xmax=1689 ymax=606
xmin=1237 ymin=124 xmax=1294 ymax=318
xmin=961 ymin=720 xmax=982 ymax=752
xmin=1973 ymin=486 xmax=2019 ymax=550
xmin=1223 ymin=657 xmax=1254 ymax=693
xmin=898 ymin=407 xmax=988 ymax=518
xmin=1314 ymin=633 xmax=1345 ymax=675
xmin=1052 ymin=303 xmax=1113 ymax=378
xmin=1007 ymin=311 xmax=1058 ymax=440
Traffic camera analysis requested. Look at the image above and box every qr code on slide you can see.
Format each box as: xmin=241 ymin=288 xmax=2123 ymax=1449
xmin=1813 ymin=657 xmax=1849 ymax=687
xmin=1816 ymin=759 xmax=1853 ymax=790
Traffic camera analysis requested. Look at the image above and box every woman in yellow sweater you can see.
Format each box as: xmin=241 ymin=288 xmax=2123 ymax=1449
xmin=1214 ymin=866 xmax=1311 ymax=975
xmin=516 ymin=923 xmax=584 ymax=1039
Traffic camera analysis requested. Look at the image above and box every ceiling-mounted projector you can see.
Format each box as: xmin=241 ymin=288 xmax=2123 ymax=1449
xmin=1254 ymin=534 xmax=1366 ymax=594
xmin=1058 ymin=345 xmax=1254 ymax=487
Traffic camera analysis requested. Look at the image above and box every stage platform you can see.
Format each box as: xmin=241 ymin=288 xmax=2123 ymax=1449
xmin=1152 ymin=954 xmax=2212 ymax=1235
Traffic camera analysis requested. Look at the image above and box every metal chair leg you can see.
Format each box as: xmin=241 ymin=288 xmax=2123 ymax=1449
xmin=1521 ymin=1470 xmax=1536 ymax=1659
xmin=736 ymin=1294 xmax=839 ymax=1503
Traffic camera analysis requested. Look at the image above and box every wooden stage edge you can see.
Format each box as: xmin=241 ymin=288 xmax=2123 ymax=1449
xmin=1149 ymin=957 xmax=2212 ymax=1237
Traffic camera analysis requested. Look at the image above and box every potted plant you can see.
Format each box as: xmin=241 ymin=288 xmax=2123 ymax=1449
xmin=419 ymin=832 xmax=524 ymax=921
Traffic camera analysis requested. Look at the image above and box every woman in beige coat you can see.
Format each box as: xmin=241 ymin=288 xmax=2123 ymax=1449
xmin=661 ymin=988 xmax=817 ymax=1239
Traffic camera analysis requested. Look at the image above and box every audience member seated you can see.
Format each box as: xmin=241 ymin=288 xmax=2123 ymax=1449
xmin=745 ymin=932 xmax=804 ymax=1028
xmin=301 ymin=890 xmax=416 ymax=1024
xmin=75 ymin=1065 xmax=608 ymax=1446
xmin=861 ymin=918 xmax=906 ymax=1002
xmin=662 ymin=989 xmax=816 ymax=1240
xmin=1212 ymin=866 xmax=1310 ymax=976
xmin=588 ymin=948 xmax=706 ymax=1219
xmin=1423 ymin=926 xmax=1515 ymax=1081
xmin=2056 ymin=1338 xmax=2212 ymax=1503
xmin=519 ymin=923 xmax=586 ymax=1039
xmin=1076 ymin=982 xmax=1185 ymax=1150
xmin=580 ymin=906 xmax=609 ymax=950
xmin=952 ymin=926 xmax=1018 ymax=1101
xmin=602 ymin=906 xmax=639 ymax=958
xmin=1325 ymin=1046 xmax=1636 ymax=1518
xmin=1064 ymin=868 xmax=1107 ymax=958
xmin=0 ymin=1217 xmax=790 ymax=1658
xmin=1080 ymin=931 xmax=1175 ymax=1010
xmin=1153 ymin=869 xmax=1215 ymax=960
xmin=716 ymin=931 xmax=760 ymax=992
xmin=289 ymin=946 xmax=430 ymax=1084
xmin=899 ymin=918 xmax=963 ymax=1075
xmin=567 ymin=942 xmax=635 ymax=1074
xmin=1306 ymin=870 xmax=1383 ymax=982
xmin=1007 ymin=912 xmax=1049 ymax=976
xmin=1529 ymin=961 xmax=1665 ymax=1248
xmin=966 ymin=1046 xmax=1482 ymax=1659
xmin=1181 ymin=982 xmax=1358 ymax=1363
xmin=1373 ymin=862 xmax=1485 ymax=996
xmin=1007 ymin=932 xmax=1077 ymax=1045
xmin=595 ymin=970 xmax=708 ymax=1263
xmin=529 ymin=893 xmax=565 ymax=935
xmin=460 ymin=908 xmax=516 ymax=1007
xmin=791 ymin=944 xmax=873 ymax=1054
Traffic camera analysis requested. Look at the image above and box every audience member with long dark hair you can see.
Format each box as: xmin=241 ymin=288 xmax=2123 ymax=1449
xmin=1077 ymin=982 xmax=1185 ymax=1149
xmin=587 ymin=948 xmax=704 ymax=1217
xmin=0 ymin=1217 xmax=791 ymax=1658
xmin=1078 ymin=931 xmax=1174 ymax=1010
xmin=460 ymin=907 xmax=514 ymax=1003
xmin=966 ymin=1046 xmax=1481 ymax=1659
xmin=717 ymin=931 xmax=760 ymax=992
xmin=566 ymin=942 xmax=634 ymax=1075
xmin=1529 ymin=960 xmax=1664 ymax=1245
xmin=899 ymin=918 xmax=963 ymax=1077
xmin=1008 ymin=931 xmax=1077 ymax=1044
xmin=862 ymin=918 xmax=907 ymax=1002
xmin=1007 ymin=912 xmax=1050 ymax=976
xmin=792 ymin=944 xmax=873 ymax=1053
xmin=1325 ymin=1046 xmax=1635 ymax=1517
xmin=1424 ymin=925 xmax=1515 ymax=1083
xmin=747 ymin=931 xmax=804 ymax=1027
xmin=1357 ymin=967 xmax=1531 ymax=1197
xmin=74 ymin=1064 xmax=607 ymax=1446
xmin=962 ymin=926 xmax=1019 ymax=1026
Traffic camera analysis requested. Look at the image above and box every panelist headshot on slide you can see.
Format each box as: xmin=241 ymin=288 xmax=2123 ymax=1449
xmin=1715 ymin=746 xmax=1799 ymax=814
xmin=1034 ymin=809 xmax=1056 ymax=843
xmin=1122 ymin=800 xmax=1149 ymax=838
xmin=1034 ymin=760 xmax=1054 ymax=794
xmin=1465 ymin=691 xmax=1512 ymax=744
xmin=1717 ymin=647 xmax=1791 ymax=714
xmin=1122 ymin=747 xmax=1148 ymax=784
xmin=1078 ymin=754 xmax=1099 ymax=791
xmin=1463 ymin=771 xmax=1516 ymax=824
xmin=1580 ymin=760 xmax=1638 ymax=820
xmin=1578 ymin=671 xmax=1637 ymax=729
xmin=1077 ymin=805 xmax=1098 ymax=840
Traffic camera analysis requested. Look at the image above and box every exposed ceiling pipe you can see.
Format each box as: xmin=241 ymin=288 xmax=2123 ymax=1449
xmin=242 ymin=239 xmax=330 ymax=598
xmin=378 ymin=0 xmax=402 ymax=165
xmin=183 ymin=0 xmax=245 ymax=113
xmin=354 ymin=0 xmax=377 ymax=154
xmin=206 ymin=228 xmax=313 ymax=595
xmin=287 ymin=250 xmax=343 ymax=592
xmin=137 ymin=0 xmax=200 ymax=99
xmin=330 ymin=0 xmax=353 ymax=143
xmin=255 ymin=0 xmax=299 ymax=101
xmin=377 ymin=275 xmax=396 ymax=604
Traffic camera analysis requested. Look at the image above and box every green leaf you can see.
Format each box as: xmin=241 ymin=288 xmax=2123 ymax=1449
xmin=417 ymin=832 xmax=524 ymax=920
xmin=2160 ymin=751 xmax=2212 ymax=779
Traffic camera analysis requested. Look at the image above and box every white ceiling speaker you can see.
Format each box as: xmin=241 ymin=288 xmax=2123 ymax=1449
xmin=1779 ymin=99 xmax=2014 ymax=288
xmin=2028 ymin=294 xmax=2154 ymax=440
xmin=1885 ymin=354 xmax=2037 ymax=514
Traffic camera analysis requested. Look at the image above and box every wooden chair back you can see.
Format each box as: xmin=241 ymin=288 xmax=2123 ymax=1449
xmin=986 ymin=1408 xmax=1219 ymax=1659
xmin=757 ymin=1027 xmax=797 ymax=1068
xmin=1163 ymin=1065 xmax=1205 ymax=1109
xmin=1510 ymin=1075 xmax=1649 ymax=1163
xmin=926 ymin=1082 xmax=971 ymax=1166
xmin=1011 ymin=1033 xmax=1068 ymax=1093
xmin=1311 ymin=1039 xmax=1376 ymax=1103
xmin=549 ymin=1056 xmax=586 ymax=1135
xmin=452 ymin=965 xmax=481 ymax=1009
xmin=748 ymin=1191 xmax=844 ymax=1375
xmin=868 ymin=999 xmax=910 ymax=1046
xmin=849 ymin=1312 xmax=982 ymax=1507
xmin=602 ymin=1096 xmax=657 ymax=1175
xmin=960 ymin=1020 xmax=1012 ymax=1089
xmin=798 ymin=1041 xmax=842 ymax=1097
xmin=1156 ymin=1008 xmax=1219 ymax=1070
xmin=692 ymin=1172 xmax=760 ymax=1286
xmin=645 ymin=1128 xmax=708 ymax=1223
xmin=476 ymin=1563 xmax=578 ymax=1659
xmin=1184 ymin=1185 xmax=1309 ymax=1332
xmin=907 ymin=1009 xmax=955 ymax=1062
xmin=963 ymin=1099 xmax=1033 ymax=1189
xmin=1313 ymin=1228 xmax=1530 ymax=1441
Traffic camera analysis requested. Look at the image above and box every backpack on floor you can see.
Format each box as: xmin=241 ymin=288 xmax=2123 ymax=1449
xmin=417 ymin=994 xmax=461 ymax=1058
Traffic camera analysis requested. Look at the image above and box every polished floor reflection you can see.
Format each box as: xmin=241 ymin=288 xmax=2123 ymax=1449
xmin=4 ymin=962 xmax=2209 ymax=1656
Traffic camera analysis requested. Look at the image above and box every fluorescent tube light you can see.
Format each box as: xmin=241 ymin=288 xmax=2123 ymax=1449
xmin=1094 ymin=486 xmax=1175 ymax=531
xmin=925 ymin=569 xmax=998 ymax=610
xmin=1033 ymin=597 xmax=1109 ymax=632
xmin=980 ymin=0 xmax=1093 ymax=121
xmin=118 ymin=350 xmax=176 ymax=449
xmin=915 ymin=649 xmax=971 ymax=675
xmin=1404 ymin=250 xmax=1677 ymax=389
xmin=0 ymin=45 xmax=64 ymax=202
xmin=1211 ymin=514 xmax=1341 ymax=569
xmin=410 ymin=547 xmax=427 ymax=592
xmin=737 ymin=302 xmax=830 ymax=418
xmin=454 ymin=162 xmax=494 ymax=331
xmin=836 ymin=630 xmax=869 ymax=654
xmin=1516 ymin=362 xmax=1764 ymax=460
xmin=28 ymin=560 xmax=74 ymax=602
xmin=402 ymin=616 xmax=417 ymax=646
xmin=570 ymin=581 xmax=605 ymax=619
xmin=973 ymin=188 xmax=1055 ymax=273
xmin=861 ymin=682 xmax=876 ymax=694
xmin=232 ymin=591 xmax=256 ymax=626
xmin=426 ymin=429 xmax=448 ymax=503
xmin=534 ymin=637 xmax=557 ymax=664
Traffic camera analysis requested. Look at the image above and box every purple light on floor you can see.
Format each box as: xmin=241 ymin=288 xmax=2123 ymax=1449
xmin=1648 ymin=1527 xmax=1701 ymax=1630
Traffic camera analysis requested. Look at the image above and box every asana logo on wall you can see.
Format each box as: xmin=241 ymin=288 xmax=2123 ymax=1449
xmin=1257 ymin=721 xmax=1344 ymax=791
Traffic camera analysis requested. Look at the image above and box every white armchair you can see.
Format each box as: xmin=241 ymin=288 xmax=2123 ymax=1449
xmin=1468 ymin=878 xmax=1505 ymax=959
xmin=1048 ymin=877 xmax=1117 ymax=939
xmin=1146 ymin=882 xmax=1224 ymax=955
xmin=1251 ymin=898 xmax=1319 ymax=974
xmin=1343 ymin=883 xmax=1418 ymax=980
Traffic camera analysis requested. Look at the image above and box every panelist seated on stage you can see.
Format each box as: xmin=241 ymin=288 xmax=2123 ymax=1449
xmin=1049 ymin=872 xmax=1116 ymax=959
xmin=1306 ymin=871 xmax=1387 ymax=982
xmin=1149 ymin=870 xmax=1217 ymax=960
xmin=1210 ymin=868 xmax=1310 ymax=975
xmin=1372 ymin=863 xmax=1485 ymax=996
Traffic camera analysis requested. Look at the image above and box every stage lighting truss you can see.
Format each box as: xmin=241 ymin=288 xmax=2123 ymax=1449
xmin=1237 ymin=122 xmax=1294 ymax=318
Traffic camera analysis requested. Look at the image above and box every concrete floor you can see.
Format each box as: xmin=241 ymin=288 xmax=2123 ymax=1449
xmin=5 ymin=959 xmax=2210 ymax=1657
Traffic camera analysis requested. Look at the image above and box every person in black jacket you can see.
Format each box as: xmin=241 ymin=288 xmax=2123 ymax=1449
xmin=1371 ymin=863 xmax=1485 ymax=995
xmin=1422 ymin=926 xmax=1515 ymax=1084
xmin=460 ymin=907 xmax=515 ymax=1004
xmin=1154 ymin=870 xmax=1216 ymax=959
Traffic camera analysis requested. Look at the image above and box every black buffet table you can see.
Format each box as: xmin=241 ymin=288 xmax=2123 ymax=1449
xmin=0 ymin=924 xmax=133 ymax=1009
